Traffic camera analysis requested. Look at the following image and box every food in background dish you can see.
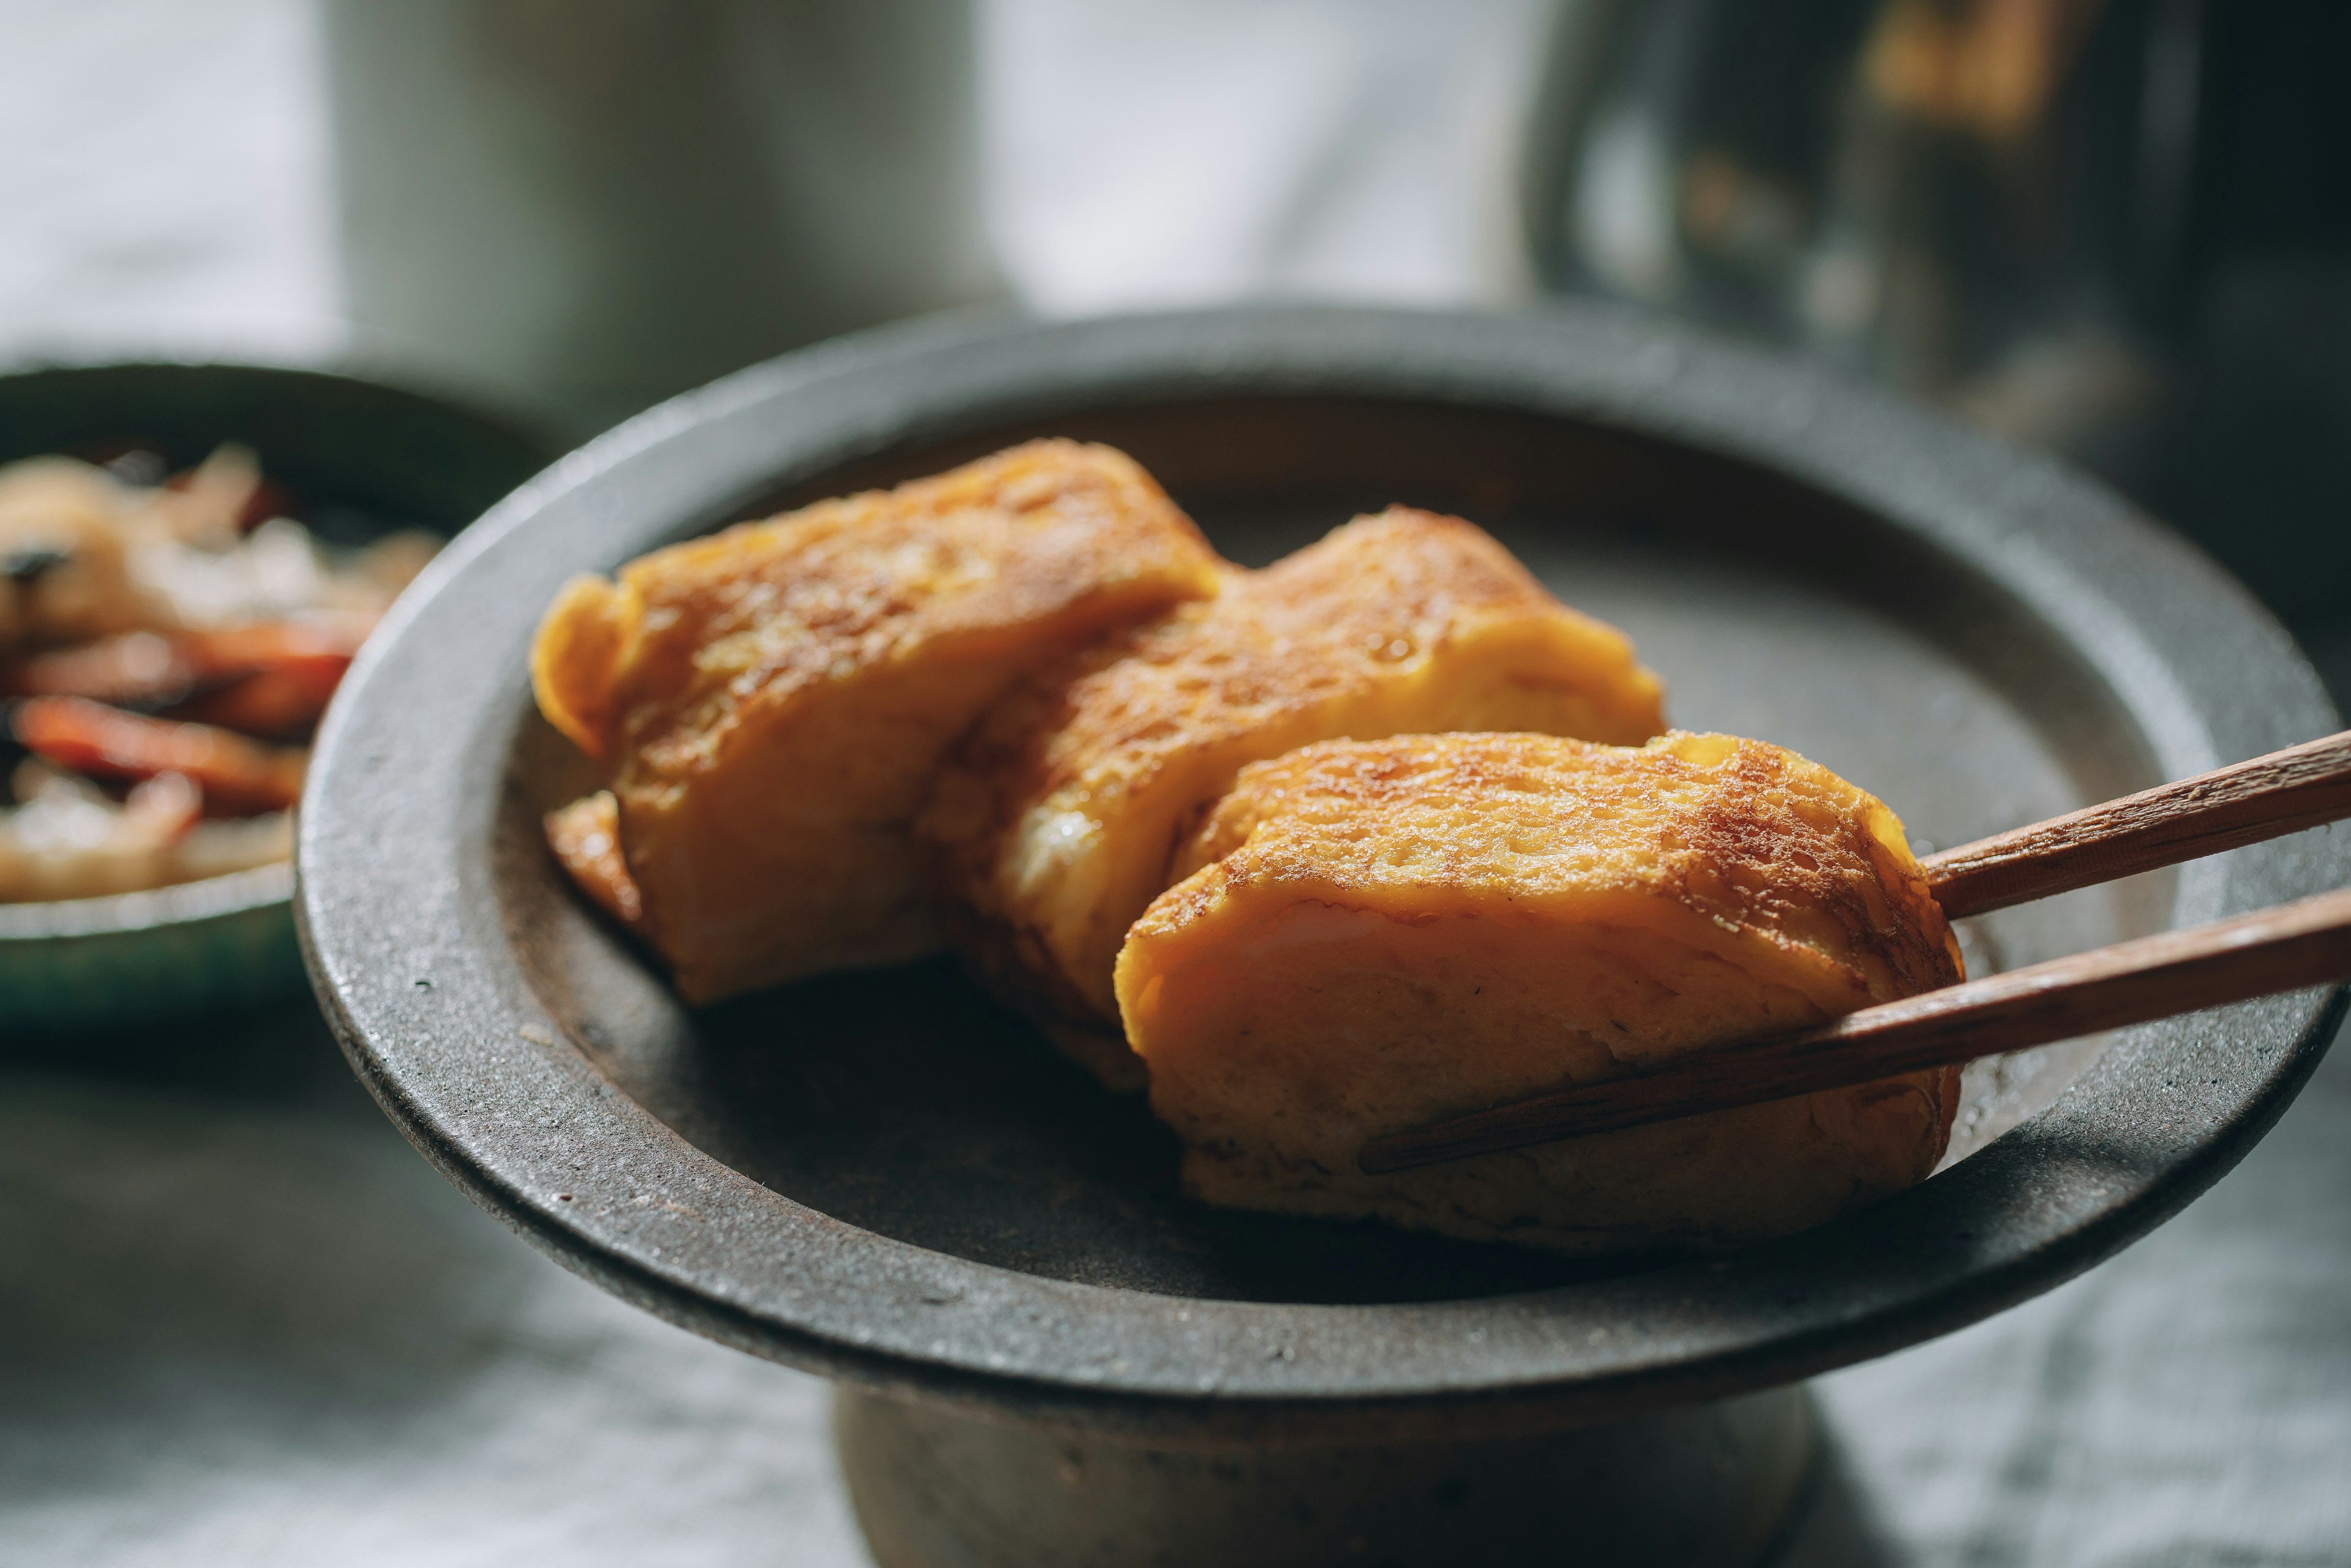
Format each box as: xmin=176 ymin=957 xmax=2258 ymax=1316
xmin=923 ymin=508 xmax=1665 ymax=1089
xmin=1114 ymin=730 xmax=1962 ymax=1253
xmin=0 ymin=446 xmax=437 ymax=903
xmin=531 ymin=440 xmax=1222 ymax=1003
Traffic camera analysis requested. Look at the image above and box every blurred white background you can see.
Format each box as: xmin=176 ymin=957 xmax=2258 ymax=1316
xmin=0 ymin=0 xmax=1551 ymax=372
xmin=0 ymin=0 xmax=339 ymax=361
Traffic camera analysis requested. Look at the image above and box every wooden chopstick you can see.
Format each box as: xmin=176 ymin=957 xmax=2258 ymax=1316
xmin=1358 ymin=885 xmax=2351 ymax=1175
xmin=1922 ymin=729 xmax=2351 ymax=920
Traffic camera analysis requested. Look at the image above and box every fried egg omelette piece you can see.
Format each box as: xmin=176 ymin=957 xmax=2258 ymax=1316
xmin=922 ymin=508 xmax=1665 ymax=1087
xmin=1114 ymin=731 xmax=1964 ymax=1253
xmin=530 ymin=440 xmax=1222 ymax=1002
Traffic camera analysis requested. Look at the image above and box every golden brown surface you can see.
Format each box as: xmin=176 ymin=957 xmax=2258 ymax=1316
xmin=544 ymin=791 xmax=644 ymax=930
xmin=922 ymin=508 xmax=1665 ymax=1084
xmin=1115 ymin=730 xmax=1963 ymax=1253
xmin=528 ymin=440 xmax=1223 ymax=1002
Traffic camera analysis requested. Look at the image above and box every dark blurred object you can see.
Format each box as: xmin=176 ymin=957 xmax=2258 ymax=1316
xmin=1528 ymin=0 xmax=2351 ymax=626
xmin=324 ymin=0 xmax=1003 ymax=439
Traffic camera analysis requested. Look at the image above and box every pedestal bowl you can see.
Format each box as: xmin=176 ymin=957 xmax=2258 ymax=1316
xmin=297 ymin=305 xmax=2345 ymax=1566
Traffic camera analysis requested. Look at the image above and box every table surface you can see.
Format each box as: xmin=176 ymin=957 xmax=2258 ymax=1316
xmin=6 ymin=3 xmax=2349 ymax=1564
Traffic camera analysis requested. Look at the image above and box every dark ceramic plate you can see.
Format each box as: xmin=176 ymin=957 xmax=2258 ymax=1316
xmin=0 ymin=360 xmax=550 ymax=1032
xmin=299 ymin=306 xmax=2344 ymax=1442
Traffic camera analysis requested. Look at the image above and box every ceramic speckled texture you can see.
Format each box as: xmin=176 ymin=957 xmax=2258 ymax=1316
xmin=301 ymin=304 xmax=2343 ymax=1447
xmin=0 ymin=361 xmax=551 ymax=1033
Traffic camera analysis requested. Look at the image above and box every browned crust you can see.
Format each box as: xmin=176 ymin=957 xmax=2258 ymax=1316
xmin=587 ymin=438 xmax=1219 ymax=790
xmin=948 ymin=511 xmax=1660 ymax=824
xmin=1152 ymin=730 xmax=1962 ymax=1005
xmin=924 ymin=508 xmax=1668 ymax=1054
xmin=525 ymin=439 xmax=1225 ymax=1001
xmin=544 ymin=790 xmax=645 ymax=930
xmin=1117 ymin=730 xmax=1966 ymax=1251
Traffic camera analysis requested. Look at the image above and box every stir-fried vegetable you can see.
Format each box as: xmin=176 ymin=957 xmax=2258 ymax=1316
xmin=11 ymin=697 xmax=307 ymax=816
xmin=0 ymin=446 xmax=437 ymax=902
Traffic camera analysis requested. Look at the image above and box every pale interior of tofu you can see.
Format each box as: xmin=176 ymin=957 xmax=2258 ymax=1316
xmin=1008 ymin=615 xmax=1664 ymax=1026
xmin=1122 ymin=891 xmax=1951 ymax=1254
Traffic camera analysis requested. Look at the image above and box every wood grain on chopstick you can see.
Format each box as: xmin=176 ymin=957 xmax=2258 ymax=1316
xmin=1923 ymin=729 xmax=2351 ymax=920
xmin=1358 ymin=885 xmax=2351 ymax=1176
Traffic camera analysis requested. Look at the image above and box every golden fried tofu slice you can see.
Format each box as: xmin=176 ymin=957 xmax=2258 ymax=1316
xmin=1115 ymin=732 xmax=1964 ymax=1254
xmin=921 ymin=508 xmax=1664 ymax=1087
xmin=530 ymin=440 xmax=1223 ymax=1002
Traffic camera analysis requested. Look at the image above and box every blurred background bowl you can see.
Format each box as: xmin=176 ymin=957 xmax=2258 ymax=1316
xmin=0 ymin=359 xmax=553 ymax=1034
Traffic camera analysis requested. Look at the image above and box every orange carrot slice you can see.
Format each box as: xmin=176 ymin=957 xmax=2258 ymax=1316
xmin=11 ymin=696 xmax=306 ymax=816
